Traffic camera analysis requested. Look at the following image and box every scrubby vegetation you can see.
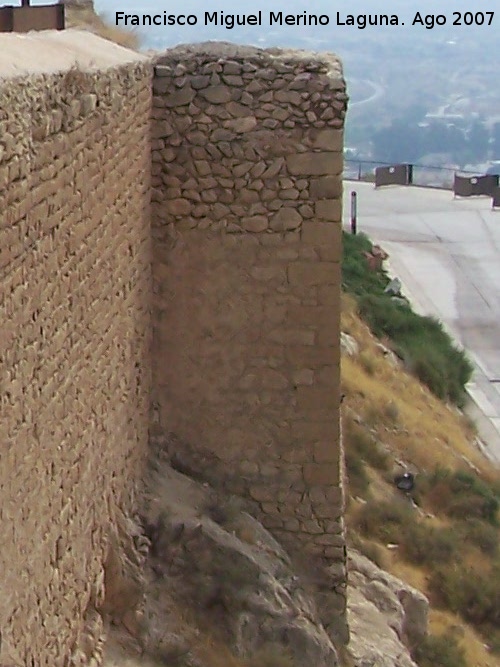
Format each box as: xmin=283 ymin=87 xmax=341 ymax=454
xmin=413 ymin=632 xmax=467 ymax=667
xmin=416 ymin=467 xmax=500 ymax=525
xmin=342 ymin=231 xmax=473 ymax=406
xmin=341 ymin=237 xmax=500 ymax=665
xmin=64 ymin=0 xmax=139 ymax=49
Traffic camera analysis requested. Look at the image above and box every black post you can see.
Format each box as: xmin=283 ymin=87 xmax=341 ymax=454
xmin=407 ymin=163 xmax=414 ymax=185
xmin=350 ymin=191 xmax=357 ymax=235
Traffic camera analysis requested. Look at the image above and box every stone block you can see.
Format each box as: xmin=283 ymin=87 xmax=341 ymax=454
xmin=270 ymin=208 xmax=302 ymax=231
xmin=293 ymin=420 xmax=337 ymax=441
xmin=288 ymin=262 xmax=338 ymax=286
xmin=163 ymin=86 xmax=196 ymax=107
xmin=314 ymin=200 xmax=342 ymax=223
xmin=310 ymin=176 xmax=342 ymax=199
xmin=304 ymin=463 xmax=339 ymax=486
xmin=313 ymin=441 xmax=337 ymax=463
xmin=200 ymin=85 xmax=233 ymax=103
xmin=296 ymin=386 xmax=337 ymax=412
xmin=286 ymin=152 xmax=342 ymax=176
xmin=224 ymin=116 xmax=257 ymax=133
xmin=302 ymin=221 xmax=341 ymax=256
xmin=311 ymin=128 xmax=343 ymax=151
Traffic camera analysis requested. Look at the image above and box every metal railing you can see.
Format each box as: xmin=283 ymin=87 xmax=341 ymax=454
xmin=0 ymin=0 xmax=65 ymax=33
xmin=344 ymin=159 xmax=500 ymax=205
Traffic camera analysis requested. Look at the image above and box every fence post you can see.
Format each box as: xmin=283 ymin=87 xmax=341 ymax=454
xmin=350 ymin=191 xmax=357 ymax=234
xmin=408 ymin=163 xmax=414 ymax=185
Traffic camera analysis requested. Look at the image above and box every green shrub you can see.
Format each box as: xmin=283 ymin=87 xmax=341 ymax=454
xmin=459 ymin=519 xmax=499 ymax=556
xmin=345 ymin=420 xmax=391 ymax=471
xmin=416 ymin=468 xmax=499 ymax=525
xmin=342 ymin=231 xmax=473 ymax=406
xmin=345 ymin=450 xmax=370 ymax=497
xmin=383 ymin=400 xmax=400 ymax=424
xmin=429 ymin=565 xmax=500 ymax=626
xmin=355 ymin=500 xmax=412 ymax=542
xmin=487 ymin=630 xmax=500 ymax=654
xmin=401 ymin=523 xmax=460 ymax=566
xmin=413 ymin=632 xmax=467 ymax=667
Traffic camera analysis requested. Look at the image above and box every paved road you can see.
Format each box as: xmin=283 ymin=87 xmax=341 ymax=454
xmin=349 ymin=78 xmax=384 ymax=108
xmin=342 ymin=181 xmax=500 ymax=464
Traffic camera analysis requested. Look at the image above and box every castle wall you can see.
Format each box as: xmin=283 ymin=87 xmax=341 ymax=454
xmin=0 ymin=33 xmax=151 ymax=665
xmin=150 ymin=43 xmax=348 ymax=638
xmin=0 ymin=34 xmax=349 ymax=658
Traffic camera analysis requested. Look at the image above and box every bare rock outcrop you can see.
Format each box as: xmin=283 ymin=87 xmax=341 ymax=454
xmin=347 ymin=551 xmax=428 ymax=667
xmin=136 ymin=463 xmax=340 ymax=666
xmin=341 ymin=332 xmax=360 ymax=357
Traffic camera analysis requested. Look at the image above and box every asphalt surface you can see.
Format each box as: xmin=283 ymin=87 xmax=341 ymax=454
xmin=342 ymin=181 xmax=500 ymax=464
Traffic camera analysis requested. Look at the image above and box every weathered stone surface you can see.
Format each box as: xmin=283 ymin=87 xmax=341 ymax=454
xmin=310 ymin=176 xmax=343 ymax=199
xmin=312 ymin=129 xmax=343 ymax=151
xmin=261 ymin=158 xmax=285 ymax=179
xmin=190 ymin=74 xmax=210 ymax=89
xmin=286 ymin=152 xmax=343 ymax=176
xmin=241 ymin=215 xmax=269 ymax=232
xmin=163 ymin=86 xmax=196 ymax=107
xmin=209 ymin=128 xmax=234 ymax=142
xmin=1 ymin=47 xmax=151 ymax=666
xmin=200 ymin=85 xmax=233 ymax=103
xmin=223 ymin=116 xmax=257 ymax=133
xmin=270 ymin=207 xmax=302 ymax=231
xmin=315 ymin=199 xmax=342 ymax=221
xmin=141 ymin=464 xmax=341 ymax=666
xmin=340 ymin=332 xmax=359 ymax=357
xmin=150 ymin=41 xmax=348 ymax=646
xmin=165 ymin=198 xmax=192 ymax=215
xmin=348 ymin=551 xmax=429 ymax=667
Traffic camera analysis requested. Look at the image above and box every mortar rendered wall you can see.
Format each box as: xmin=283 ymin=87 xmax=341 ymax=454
xmin=0 ymin=51 xmax=151 ymax=664
xmin=150 ymin=43 xmax=348 ymax=641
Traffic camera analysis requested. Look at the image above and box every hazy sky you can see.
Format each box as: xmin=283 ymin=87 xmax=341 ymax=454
xmin=3 ymin=0 xmax=499 ymax=54
xmin=4 ymin=0 xmax=499 ymax=122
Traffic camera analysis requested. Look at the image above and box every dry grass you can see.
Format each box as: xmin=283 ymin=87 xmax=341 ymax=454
xmin=342 ymin=293 xmax=500 ymax=666
xmin=429 ymin=609 xmax=497 ymax=667
xmin=341 ymin=294 xmax=486 ymax=475
xmin=65 ymin=4 xmax=139 ymax=49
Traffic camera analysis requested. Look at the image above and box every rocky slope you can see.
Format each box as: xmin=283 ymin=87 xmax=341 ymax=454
xmin=348 ymin=552 xmax=427 ymax=667
xmin=99 ymin=446 xmax=428 ymax=667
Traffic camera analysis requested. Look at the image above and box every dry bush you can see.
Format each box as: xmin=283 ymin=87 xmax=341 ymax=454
xmin=344 ymin=415 xmax=391 ymax=471
xmin=401 ymin=523 xmax=460 ymax=567
xmin=429 ymin=565 xmax=500 ymax=628
xmin=65 ymin=4 xmax=139 ymax=49
xmin=459 ymin=519 xmax=498 ymax=556
xmin=413 ymin=631 xmax=467 ymax=667
xmin=62 ymin=65 xmax=92 ymax=95
xmin=347 ymin=531 xmax=388 ymax=569
xmin=383 ymin=400 xmax=400 ymax=423
xmin=345 ymin=451 xmax=370 ymax=497
xmin=354 ymin=500 xmax=412 ymax=543
xmin=359 ymin=350 xmax=377 ymax=375
xmin=416 ymin=468 xmax=499 ymax=525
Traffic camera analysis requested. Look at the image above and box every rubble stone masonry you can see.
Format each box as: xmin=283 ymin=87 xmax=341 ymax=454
xmin=150 ymin=43 xmax=348 ymax=641
xmin=0 ymin=35 xmax=151 ymax=665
